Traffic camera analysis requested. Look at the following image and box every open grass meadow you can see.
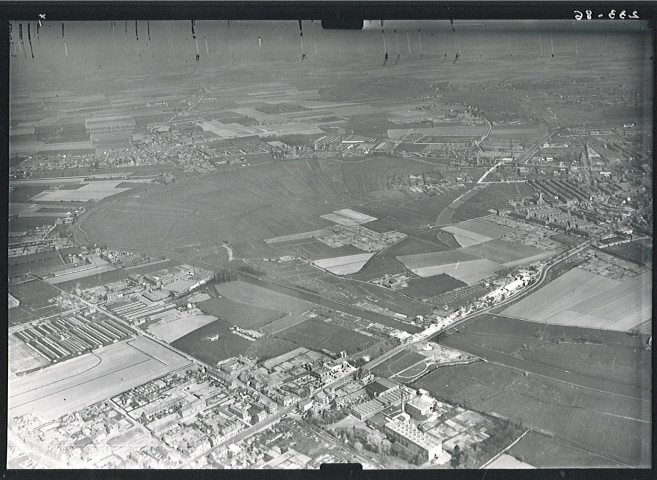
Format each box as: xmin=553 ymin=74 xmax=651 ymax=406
xmin=414 ymin=361 xmax=651 ymax=466
xmin=445 ymin=313 xmax=651 ymax=389
xmin=8 ymin=280 xmax=65 ymax=326
xmin=196 ymin=295 xmax=286 ymax=330
xmin=171 ymin=319 xmax=253 ymax=366
xmin=244 ymin=336 xmax=303 ymax=363
xmin=404 ymin=274 xmax=467 ymax=299
xmin=78 ymin=156 xmax=470 ymax=267
xmin=214 ymin=281 xmax=312 ymax=315
xmin=507 ymin=431 xmax=623 ymax=468
xmin=275 ymin=318 xmax=379 ymax=356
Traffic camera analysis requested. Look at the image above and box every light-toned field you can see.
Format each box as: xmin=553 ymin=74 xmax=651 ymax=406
xmin=442 ymin=218 xmax=515 ymax=247
xmin=261 ymin=312 xmax=313 ymax=335
xmin=313 ymin=253 xmax=375 ymax=275
xmin=30 ymin=181 xmax=131 ymax=202
xmin=9 ymin=293 xmax=20 ymax=308
xmin=214 ymin=281 xmax=312 ymax=314
xmin=412 ymin=258 xmax=505 ymax=284
xmin=264 ymin=229 xmax=332 ymax=244
xmin=421 ymin=259 xmax=505 ymax=285
xmin=147 ymin=313 xmax=219 ymax=343
xmin=503 ymin=269 xmax=651 ymax=331
xmin=442 ymin=226 xmax=494 ymax=246
xmin=9 ymin=335 xmax=50 ymax=374
xmin=485 ymin=454 xmax=536 ymax=469
xmin=332 ymin=208 xmax=377 ymax=224
xmin=320 ymin=213 xmax=361 ymax=227
xmin=8 ymin=336 xmax=190 ymax=422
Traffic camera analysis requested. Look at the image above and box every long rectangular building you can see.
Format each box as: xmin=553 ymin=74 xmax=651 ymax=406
xmin=384 ymin=419 xmax=442 ymax=462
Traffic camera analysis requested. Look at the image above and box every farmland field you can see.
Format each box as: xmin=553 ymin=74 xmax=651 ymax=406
xmin=260 ymin=313 xmax=312 ymax=335
xmin=8 ymin=336 xmax=190 ymax=422
xmin=461 ymin=239 xmax=547 ymax=265
xmin=384 ymin=232 xmax=452 ymax=256
xmin=9 ymin=186 xmax=50 ymax=203
xmin=29 ymin=181 xmax=132 ymax=202
xmin=404 ymin=275 xmax=467 ymax=299
xmin=275 ymin=318 xmax=379 ymax=356
xmin=8 ymin=202 xmax=36 ymax=216
xmin=196 ymin=295 xmax=285 ymax=329
xmin=171 ymin=320 xmax=253 ymax=365
xmin=8 ymin=250 xmax=66 ymax=276
xmin=348 ymin=255 xmax=408 ymax=282
xmin=451 ymin=183 xmax=534 ymax=223
xmin=414 ymin=361 xmax=651 ymax=466
xmin=214 ymin=281 xmax=312 ymax=315
xmin=245 ymin=336 xmax=302 ymax=362
xmin=502 ymin=268 xmax=651 ymax=331
xmin=9 ymin=217 xmax=57 ymax=231
xmin=8 ymin=280 xmax=64 ymax=327
xmin=446 ymin=218 xmax=514 ymax=240
xmin=80 ymin=157 xmax=464 ymax=263
xmin=442 ymin=313 xmax=651 ymax=388
xmin=147 ymin=313 xmax=219 ymax=343
xmin=397 ymin=249 xmax=478 ymax=270
xmin=551 ymin=233 xmax=588 ymax=247
xmin=507 ymin=431 xmax=623 ymax=468
xmin=603 ymin=240 xmax=652 ymax=265
xmin=9 ymin=335 xmax=50 ymax=374
xmin=411 ymin=258 xmax=505 ymax=284
xmin=313 ymin=253 xmax=375 ymax=275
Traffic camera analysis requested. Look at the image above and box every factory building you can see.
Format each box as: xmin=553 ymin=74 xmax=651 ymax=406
xmin=384 ymin=419 xmax=442 ymax=463
xmin=365 ymin=378 xmax=400 ymax=399
xmin=405 ymin=394 xmax=435 ymax=420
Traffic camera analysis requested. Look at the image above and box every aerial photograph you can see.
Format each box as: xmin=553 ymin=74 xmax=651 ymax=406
xmin=6 ymin=18 xmax=653 ymax=470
